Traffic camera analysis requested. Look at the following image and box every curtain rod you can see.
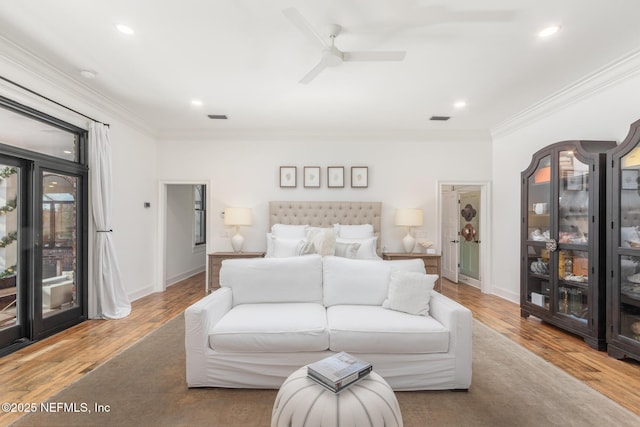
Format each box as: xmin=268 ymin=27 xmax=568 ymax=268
xmin=0 ymin=75 xmax=110 ymax=127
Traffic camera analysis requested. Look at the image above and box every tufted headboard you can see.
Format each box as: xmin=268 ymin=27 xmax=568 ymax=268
xmin=269 ymin=201 xmax=382 ymax=254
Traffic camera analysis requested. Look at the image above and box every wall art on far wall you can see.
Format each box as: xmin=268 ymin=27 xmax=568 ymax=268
xmin=327 ymin=166 xmax=344 ymax=188
xmin=304 ymin=166 xmax=321 ymax=188
xmin=280 ymin=166 xmax=297 ymax=188
xmin=351 ymin=166 xmax=368 ymax=188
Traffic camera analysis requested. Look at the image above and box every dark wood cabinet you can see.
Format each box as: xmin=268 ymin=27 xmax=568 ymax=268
xmin=521 ymin=139 xmax=615 ymax=350
xmin=607 ymin=118 xmax=640 ymax=361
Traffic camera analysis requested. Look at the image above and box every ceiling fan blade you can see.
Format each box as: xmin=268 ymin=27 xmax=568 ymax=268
xmin=343 ymin=51 xmax=406 ymax=62
xmin=299 ymin=60 xmax=328 ymax=84
xmin=283 ymin=7 xmax=327 ymax=49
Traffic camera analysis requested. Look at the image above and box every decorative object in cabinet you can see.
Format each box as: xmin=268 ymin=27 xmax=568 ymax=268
xmin=521 ymin=139 xmax=615 ymax=350
xmin=607 ymin=118 xmax=640 ymax=362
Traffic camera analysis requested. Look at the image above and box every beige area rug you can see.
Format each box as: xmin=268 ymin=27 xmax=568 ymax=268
xmin=14 ymin=316 xmax=639 ymax=427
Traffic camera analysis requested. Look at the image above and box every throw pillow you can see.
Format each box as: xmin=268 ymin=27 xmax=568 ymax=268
xmin=296 ymin=240 xmax=317 ymax=256
xmin=382 ymin=271 xmax=437 ymax=316
xmin=306 ymin=227 xmax=337 ymax=256
xmin=334 ymin=241 xmax=361 ymax=258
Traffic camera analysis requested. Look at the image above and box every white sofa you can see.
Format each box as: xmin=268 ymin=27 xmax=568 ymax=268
xmin=185 ymin=254 xmax=472 ymax=391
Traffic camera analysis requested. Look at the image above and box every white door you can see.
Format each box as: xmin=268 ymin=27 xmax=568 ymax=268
xmin=442 ymin=190 xmax=459 ymax=283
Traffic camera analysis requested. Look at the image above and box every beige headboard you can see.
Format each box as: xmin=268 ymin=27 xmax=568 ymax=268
xmin=269 ymin=201 xmax=382 ymax=253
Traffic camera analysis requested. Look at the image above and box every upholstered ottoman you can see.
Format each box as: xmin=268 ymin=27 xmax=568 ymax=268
xmin=271 ymin=366 xmax=403 ymax=427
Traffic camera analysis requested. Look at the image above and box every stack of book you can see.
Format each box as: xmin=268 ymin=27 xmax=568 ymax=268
xmin=307 ymin=352 xmax=372 ymax=393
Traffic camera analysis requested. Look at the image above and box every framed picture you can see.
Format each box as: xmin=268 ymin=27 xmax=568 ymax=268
xmin=327 ymin=166 xmax=344 ymax=188
xmin=351 ymin=166 xmax=368 ymax=188
xmin=280 ymin=166 xmax=297 ymax=188
xmin=622 ymin=169 xmax=638 ymax=190
xmin=304 ymin=166 xmax=321 ymax=188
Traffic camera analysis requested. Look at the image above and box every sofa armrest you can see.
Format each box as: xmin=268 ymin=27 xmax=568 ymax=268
xmin=429 ymin=291 xmax=473 ymax=389
xmin=184 ymin=287 xmax=233 ymax=386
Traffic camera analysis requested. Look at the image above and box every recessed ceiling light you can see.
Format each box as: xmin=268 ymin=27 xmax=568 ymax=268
xmin=454 ymin=100 xmax=467 ymax=109
xmin=79 ymin=70 xmax=96 ymax=79
xmin=538 ymin=25 xmax=560 ymax=38
xmin=191 ymin=99 xmax=203 ymax=107
xmin=63 ymin=150 xmax=72 ymax=154
xmin=115 ymin=24 xmax=135 ymax=35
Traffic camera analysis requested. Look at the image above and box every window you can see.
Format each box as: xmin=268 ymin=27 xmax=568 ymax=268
xmin=194 ymin=185 xmax=206 ymax=246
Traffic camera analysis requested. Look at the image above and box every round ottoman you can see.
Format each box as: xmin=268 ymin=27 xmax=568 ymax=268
xmin=271 ymin=366 xmax=403 ymax=427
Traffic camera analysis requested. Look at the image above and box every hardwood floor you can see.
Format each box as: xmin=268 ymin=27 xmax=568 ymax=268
xmin=1 ymin=273 xmax=639 ymax=426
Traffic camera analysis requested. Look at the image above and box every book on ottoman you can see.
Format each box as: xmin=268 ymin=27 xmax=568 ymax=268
xmin=307 ymin=352 xmax=373 ymax=393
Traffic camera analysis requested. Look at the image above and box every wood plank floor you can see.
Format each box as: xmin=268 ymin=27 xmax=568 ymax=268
xmin=1 ymin=274 xmax=639 ymax=426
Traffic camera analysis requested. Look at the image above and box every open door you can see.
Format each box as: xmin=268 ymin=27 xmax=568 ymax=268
xmin=442 ymin=189 xmax=459 ymax=283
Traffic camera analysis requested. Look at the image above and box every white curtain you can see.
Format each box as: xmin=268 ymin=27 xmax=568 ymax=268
xmin=88 ymin=122 xmax=131 ymax=319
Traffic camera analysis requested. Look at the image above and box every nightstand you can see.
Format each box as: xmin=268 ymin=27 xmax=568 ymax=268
xmin=382 ymin=253 xmax=442 ymax=292
xmin=207 ymin=252 xmax=265 ymax=294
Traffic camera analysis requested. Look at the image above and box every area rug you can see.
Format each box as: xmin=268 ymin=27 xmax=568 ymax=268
xmin=14 ymin=316 xmax=639 ymax=427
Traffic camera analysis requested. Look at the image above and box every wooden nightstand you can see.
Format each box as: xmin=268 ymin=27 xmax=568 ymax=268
xmin=207 ymin=252 xmax=265 ymax=293
xmin=382 ymin=253 xmax=442 ymax=292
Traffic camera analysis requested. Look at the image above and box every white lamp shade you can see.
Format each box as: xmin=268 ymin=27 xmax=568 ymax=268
xmin=395 ymin=208 xmax=423 ymax=227
xmin=224 ymin=207 xmax=252 ymax=226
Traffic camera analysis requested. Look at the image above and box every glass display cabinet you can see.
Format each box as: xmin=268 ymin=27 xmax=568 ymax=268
xmin=521 ymin=139 xmax=615 ymax=350
xmin=607 ymin=118 xmax=640 ymax=361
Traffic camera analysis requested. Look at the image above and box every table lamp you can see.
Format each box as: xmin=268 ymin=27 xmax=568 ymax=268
xmin=395 ymin=208 xmax=423 ymax=253
xmin=224 ymin=207 xmax=252 ymax=252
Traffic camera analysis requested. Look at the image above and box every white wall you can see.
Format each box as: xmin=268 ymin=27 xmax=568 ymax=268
xmin=156 ymin=136 xmax=493 ymax=256
xmin=491 ymin=72 xmax=640 ymax=303
xmin=165 ymin=184 xmax=206 ymax=285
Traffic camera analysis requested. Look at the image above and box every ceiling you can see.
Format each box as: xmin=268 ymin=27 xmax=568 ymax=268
xmin=0 ymin=0 xmax=639 ymax=139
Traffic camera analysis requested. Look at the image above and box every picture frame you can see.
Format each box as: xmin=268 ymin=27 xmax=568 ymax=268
xmin=280 ymin=166 xmax=297 ymax=188
xmin=622 ymin=169 xmax=638 ymax=190
xmin=351 ymin=166 xmax=368 ymax=188
xmin=327 ymin=166 xmax=344 ymax=188
xmin=304 ymin=166 xmax=321 ymax=188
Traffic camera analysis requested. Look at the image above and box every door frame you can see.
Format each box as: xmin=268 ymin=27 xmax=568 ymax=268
xmin=156 ymin=180 xmax=211 ymax=293
xmin=437 ymin=180 xmax=492 ymax=294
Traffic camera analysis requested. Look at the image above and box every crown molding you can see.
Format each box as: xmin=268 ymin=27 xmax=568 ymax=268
xmin=0 ymin=34 xmax=155 ymax=136
xmin=491 ymin=47 xmax=640 ymax=138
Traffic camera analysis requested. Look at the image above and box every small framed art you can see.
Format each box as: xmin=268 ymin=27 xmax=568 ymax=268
xmin=280 ymin=166 xmax=297 ymax=188
xmin=327 ymin=166 xmax=344 ymax=188
xmin=351 ymin=166 xmax=368 ymax=188
xmin=304 ymin=166 xmax=321 ymax=188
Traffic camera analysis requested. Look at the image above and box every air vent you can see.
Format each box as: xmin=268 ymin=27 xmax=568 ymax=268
xmin=207 ymin=114 xmax=228 ymax=120
xmin=430 ymin=116 xmax=450 ymax=121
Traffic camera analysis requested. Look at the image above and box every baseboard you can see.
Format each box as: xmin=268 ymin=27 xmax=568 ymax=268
xmin=490 ymin=286 xmax=519 ymax=305
xmin=128 ymin=284 xmax=155 ymax=302
xmin=166 ymin=266 xmax=205 ymax=288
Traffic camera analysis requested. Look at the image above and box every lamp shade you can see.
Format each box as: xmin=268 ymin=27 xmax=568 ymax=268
xmin=395 ymin=208 xmax=423 ymax=227
xmin=224 ymin=207 xmax=252 ymax=226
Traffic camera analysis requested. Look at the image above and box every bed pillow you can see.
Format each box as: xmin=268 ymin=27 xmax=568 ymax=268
xmin=334 ymin=241 xmax=361 ymax=259
xmin=271 ymin=224 xmax=308 ymax=238
xmin=336 ymin=237 xmax=379 ymax=259
xmin=336 ymin=223 xmax=375 ymax=239
xmin=382 ymin=271 xmax=438 ymax=316
xmin=270 ymin=237 xmax=305 ymax=258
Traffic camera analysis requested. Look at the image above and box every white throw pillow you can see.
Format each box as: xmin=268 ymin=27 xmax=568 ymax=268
xmin=271 ymin=237 xmax=304 ymax=257
xmin=336 ymin=223 xmax=374 ymax=239
xmin=336 ymin=237 xmax=379 ymax=259
xmin=382 ymin=271 xmax=438 ymax=316
xmin=271 ymin=224 xmax=308 ymax=238
xmin=307 ymin=227 xmax=337 ymax=256
xmin=334 ymin=241 xmax=361 ymax=258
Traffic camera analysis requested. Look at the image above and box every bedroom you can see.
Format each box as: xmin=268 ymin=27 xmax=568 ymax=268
xmin=1 ymin=0 xmax=640 ymax=424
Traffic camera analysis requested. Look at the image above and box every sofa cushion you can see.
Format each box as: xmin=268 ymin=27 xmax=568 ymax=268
xmin=210 ymin=303 xmax=329 ymax=352
xmin=220 ymin=254 xmax=323 ymax=305
xmin=323 ymin=256 xmax=426 ymax=306
xmin=382 ymin=271 xmax=438 ymax=316
xmin=327 ymin=305 xmax=449 ymax=354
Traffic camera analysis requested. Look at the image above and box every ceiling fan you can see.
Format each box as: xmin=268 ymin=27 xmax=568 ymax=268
xmin=283 ymin=7 xmax=406 ymax=84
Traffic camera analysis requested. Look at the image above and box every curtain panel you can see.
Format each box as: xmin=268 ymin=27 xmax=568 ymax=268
xmin=88 ymin=123 xmax=131 ymax=319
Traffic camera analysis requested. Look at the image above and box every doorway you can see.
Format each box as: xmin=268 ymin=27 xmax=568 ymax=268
xmin=439 ymin=182 xmax=490 ymax=292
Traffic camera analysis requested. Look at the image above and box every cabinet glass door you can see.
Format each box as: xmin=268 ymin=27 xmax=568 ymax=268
xmin=558 ymin=150 xmax=589 ymax=244
xmin=619 ymin=254 xmax=640 ymax=341
xmin=525 ymin=155 xmax=552 ymax=310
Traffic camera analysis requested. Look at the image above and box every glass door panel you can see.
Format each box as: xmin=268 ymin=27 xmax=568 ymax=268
xmin=41 ymin=172 xmax=78 ymax=317
xmin=557 ymin=249 xmax=589 ymax=323
xmin=525 ymin=245 xmax=550 ymax=310
xmin=527 ymin=155 xmax=551 ymax=241
xmin=558 ymin=151 xmax=589 ymax=244
xmin=0 ymin=159 xmax=25 ymax=349
xmin=619 ymin=255 xmax=640 ymax=342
